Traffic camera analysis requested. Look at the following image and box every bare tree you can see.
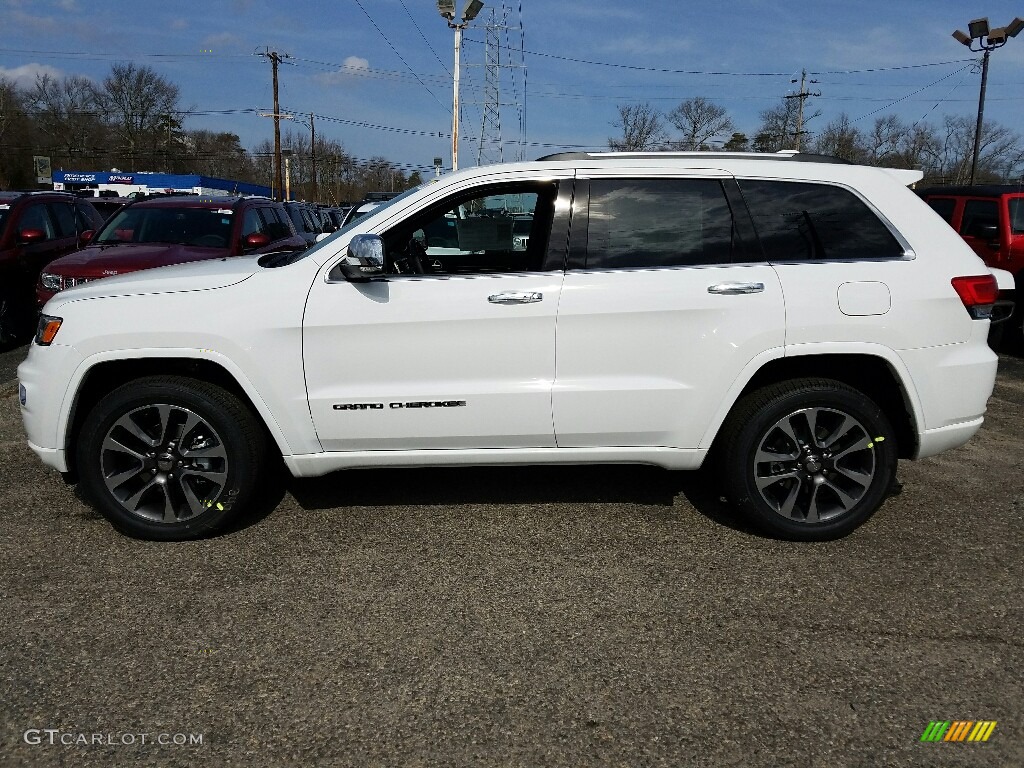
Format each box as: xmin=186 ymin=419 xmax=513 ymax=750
xmin=813 ymin=113 xmax=867 ymax=162
xmin=666 ymin=97 xmax=734 ymax=151
xmin=609 ymin=102 xmax=666 ymax=151
xmin=0 ymin=77 xmax=34 ymax=187
xmin=754 ymin=98 xmax=817 ymax=152
xmin=96 ymin=63 xmax=182 ymax=169
xmin=31 ymin=73 xmax=109 ymax=168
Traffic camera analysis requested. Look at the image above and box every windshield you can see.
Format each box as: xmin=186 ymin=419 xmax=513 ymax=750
xmin=96 ymin=206 xmax=234 ymax=247
xmin=278 ymin=184 xmax=426 ymax=265
xmin=1010 ymin=198 xmax=1024 ymax=235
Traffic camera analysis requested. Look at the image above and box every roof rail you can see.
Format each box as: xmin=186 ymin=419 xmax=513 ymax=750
xmin=536 ymin=150 xmax=853 ymax=165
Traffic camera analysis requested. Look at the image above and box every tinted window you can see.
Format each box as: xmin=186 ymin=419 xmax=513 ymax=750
xmin=585 ymin=179 xmax=739 ymax=269
xmin=97 ymin=207 xmax=233 ymax=247
xmin=926 ymin=198 xmax=956 ymax=224
xmin=741 ymin=180 xmax=904 ymax=261
xmin=242 ymin=208 xmax=264 ymax=237
xmin=49 ymin=202 xmax=77 ymax=237
xmin=381 ymin=183 xmax=557 ymax=275
xmin=20 ymin=203 xmax=56 ymax=239
xmin=960 ymin=200 xmax=1000 ymax=238
xmin=1010 ymin=199 xmax=1024 ymax=235
xmin=260 ymin=207 xmax=293 ymax=241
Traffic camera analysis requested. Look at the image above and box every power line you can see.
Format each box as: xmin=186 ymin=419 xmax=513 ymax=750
xmin=350 ymin=0 xmax=450 ymax=115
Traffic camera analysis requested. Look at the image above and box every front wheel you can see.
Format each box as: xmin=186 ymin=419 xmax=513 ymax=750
xmin=717 ymin=378 xmax=897 ymax=541
xmin=76 ymin=376 xmax=269 ymax=540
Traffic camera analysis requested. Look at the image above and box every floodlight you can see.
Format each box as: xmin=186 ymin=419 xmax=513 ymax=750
xmin=1007 ymin=18 xmax=1024 ymax=38
xmin=461 ymin=0 xmax=484 ymax=22
xmin=988 ymin=27 xmax=1008 ymax=45
xmin=952 ymin=29 xmax=971 ymax=46
xmin=437 ymin=0 xmax=455 ymax=20
xmin=968 ymin=17 xmax=990 ymax=39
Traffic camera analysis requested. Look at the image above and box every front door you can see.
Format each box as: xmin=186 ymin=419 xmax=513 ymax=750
xmin=303 ymin=180 xmax=568 ymax=452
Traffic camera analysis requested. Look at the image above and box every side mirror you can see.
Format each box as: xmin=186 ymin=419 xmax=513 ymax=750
xmin=243 ymin=232 xmax=272 ymax=249
xmin=19 ymin=228 xmax=46 ymax=244
xmin=79 ymin=229 xmax=94 ymax=245
xmin=336 ymin=234 xmax=386 ymax=282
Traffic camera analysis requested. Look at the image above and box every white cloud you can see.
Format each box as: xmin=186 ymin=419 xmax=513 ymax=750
xmin=0 ymin=63 xmax=64 ymax=87
xmin=315 ymin=56 xmax=371 ymax=87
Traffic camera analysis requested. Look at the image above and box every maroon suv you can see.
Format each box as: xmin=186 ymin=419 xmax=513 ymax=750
xmin=0 ymin=191 xmax=104 ymax=346
xmin=38 ymin=195 xmax=308 ymax=306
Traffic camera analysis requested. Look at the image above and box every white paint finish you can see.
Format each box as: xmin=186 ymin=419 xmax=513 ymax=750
xmin=302 ymin=273 xmax=563 ymax=451
xmin=553 ymin=265 xmax=785 ymax=448
xmin=838 ymin=281 xmax=891 ymax=316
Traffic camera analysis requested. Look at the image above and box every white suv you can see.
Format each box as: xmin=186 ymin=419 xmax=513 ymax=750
xmin=17 ymin=152 xmax=1011 ymax=541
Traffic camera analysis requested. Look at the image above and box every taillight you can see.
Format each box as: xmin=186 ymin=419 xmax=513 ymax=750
xmin=951 ymin=275 xmax=998 ymax=319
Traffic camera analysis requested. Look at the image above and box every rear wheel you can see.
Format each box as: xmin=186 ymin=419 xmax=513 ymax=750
xmin=76 ymin=376 xmax=269 ymax=540
xmin=717 ymin=378 xmax=897 ymax=541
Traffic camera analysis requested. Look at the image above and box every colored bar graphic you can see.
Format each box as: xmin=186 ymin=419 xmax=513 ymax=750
xmin=921 ymin=720 xmax=996 ymax=743
xmin=921 ymin=721 xmax=950 ymax=741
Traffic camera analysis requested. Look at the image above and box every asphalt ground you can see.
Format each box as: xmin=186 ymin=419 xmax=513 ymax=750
xmin=0 ymin=351 xmax=1021 ymax=767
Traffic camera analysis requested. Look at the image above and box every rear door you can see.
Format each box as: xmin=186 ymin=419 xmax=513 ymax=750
xmin=958 ymin=197 xmax=1003 ymax=266
xmin=553 ymin=171 xmax=786 ymax=449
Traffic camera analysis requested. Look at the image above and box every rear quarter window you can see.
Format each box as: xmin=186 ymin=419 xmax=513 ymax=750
xmin=740 ymin=180 xmax=905 ymax=262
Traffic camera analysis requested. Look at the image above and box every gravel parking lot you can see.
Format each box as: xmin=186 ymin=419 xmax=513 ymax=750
xmin=0 ymin=352 xmax=1021 ymax=767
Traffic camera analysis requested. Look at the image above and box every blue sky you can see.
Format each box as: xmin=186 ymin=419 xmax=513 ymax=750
xmin=2 ymin=0 xmax=1023 ymax=174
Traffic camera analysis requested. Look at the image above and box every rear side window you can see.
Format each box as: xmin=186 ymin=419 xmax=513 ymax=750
xmin=585 ymin=178 xmax=741 ymax=269
xmin=740 ymin=180 xmax=904 ymax=262
xmin=926 ymin=197 xmax=956 ymax=224
xmin=960 ymin=200 xmax=999 ymax=238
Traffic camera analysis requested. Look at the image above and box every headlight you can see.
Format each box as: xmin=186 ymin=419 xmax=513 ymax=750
xmin=40 ymin=273 xmax=62 ymax=291
xmin=35 ymin=315 xmax=63 ymax=346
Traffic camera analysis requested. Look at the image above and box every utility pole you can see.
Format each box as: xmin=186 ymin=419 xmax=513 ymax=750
xmin=257 ymin=48 xmax=291 ymax=200
xmin=784 ymin=69 xmax=820 ymax=151
xmin=309 ymin=112 xmax=317 ymax=202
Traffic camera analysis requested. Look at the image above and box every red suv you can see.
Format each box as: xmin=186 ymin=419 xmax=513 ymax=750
xmin=38 ymin=195 xmax=308 ymax=305
xmin=919 ymin=185 xmax=1023 ymax=345
xmin=0 ymin=191 xmax=104 ymax=346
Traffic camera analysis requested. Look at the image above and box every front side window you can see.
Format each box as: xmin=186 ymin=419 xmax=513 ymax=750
xmin=740 ymin=180 xmax=905 ymax=262
xmin=381 ymin=182 xmax=557 ymax=275
xmin=1010 ymin=198 xmax=1024 ymax=235
xmin=585 ymin=178 xmax=740 ymax=269
xmin=20 ymin=203 xmax=56 ymax=239
xmin=48 ymin=202 xmax=77 ymax=237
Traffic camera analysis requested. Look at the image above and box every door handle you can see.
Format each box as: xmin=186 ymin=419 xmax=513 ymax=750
xmin=707 ymin=282 xmax=765 ymax=295
xmin=488 ymin=291 xmax=543 ymax=304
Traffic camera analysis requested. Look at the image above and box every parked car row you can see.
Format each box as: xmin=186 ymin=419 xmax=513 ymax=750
xmin=0 ymin=191 xmax=321 ymax=347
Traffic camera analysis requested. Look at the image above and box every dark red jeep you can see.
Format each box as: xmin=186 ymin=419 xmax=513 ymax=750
xmin=0 ymin=190 xmax=104 ymax=346
xmin=38 ymin=195 xmax=308 ymax=306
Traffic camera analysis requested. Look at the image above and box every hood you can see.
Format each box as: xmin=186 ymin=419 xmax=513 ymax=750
xmin=45 ymin=254 xmax=260 ymax=309
xmin=46 ymin=242 xmax=231 ymax=276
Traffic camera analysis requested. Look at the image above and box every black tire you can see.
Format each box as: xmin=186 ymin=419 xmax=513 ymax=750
xmin=76 ymin=376 xmax=269 ymax=540
xmin=716 ymin=378 xmax=897 ymax=541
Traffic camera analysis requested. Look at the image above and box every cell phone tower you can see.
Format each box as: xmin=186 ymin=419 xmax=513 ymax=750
xmin=473 ymin=3 xmax=527 ymax=166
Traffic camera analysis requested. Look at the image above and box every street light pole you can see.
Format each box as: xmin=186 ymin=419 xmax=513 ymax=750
xmin=952 ymin=17 xmax=1024 ymax=185
xmin=438 ymin=1 xmax=484 ymax=172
